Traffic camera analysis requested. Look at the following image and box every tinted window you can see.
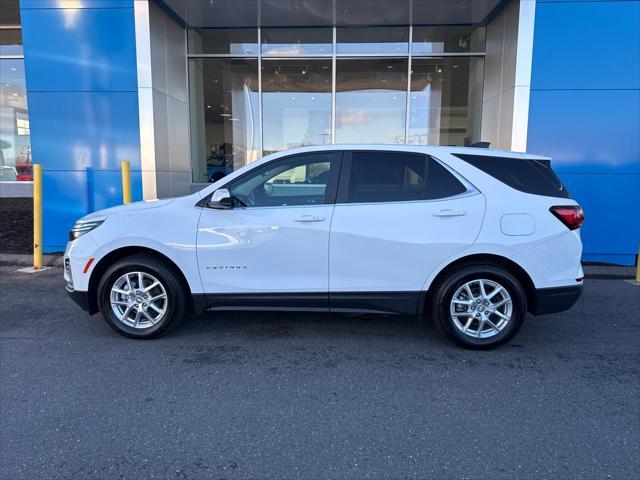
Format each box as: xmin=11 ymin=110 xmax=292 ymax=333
xmin=426 ymin=159 xmax=467 ymax=199
xmin=343 ymin=152 xmax=467 ymax=203
xmin=454 ymin=154 xmax=570 ymax=199
xmin=228 ymin=152 xmax=336 ymax=207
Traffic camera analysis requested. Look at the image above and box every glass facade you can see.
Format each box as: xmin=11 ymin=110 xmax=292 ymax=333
xmin=0 ymin=1 xmax=31 ymax=182
xmin=188 ymin=26 xmax=484 ymax=183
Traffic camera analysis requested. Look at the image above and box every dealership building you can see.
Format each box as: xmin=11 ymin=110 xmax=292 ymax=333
xmin=0 ymin=0 xmax=638 ymax=264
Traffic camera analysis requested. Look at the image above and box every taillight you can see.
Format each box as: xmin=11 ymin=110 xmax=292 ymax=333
xmin=550 ymin=205 xmax=584 ymax=230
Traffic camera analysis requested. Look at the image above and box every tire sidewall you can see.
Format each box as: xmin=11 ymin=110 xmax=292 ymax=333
xmin=434 ymin=265 xmax=526 ymax=349
xmin=98 ymin=256 xmax=184 ymax=338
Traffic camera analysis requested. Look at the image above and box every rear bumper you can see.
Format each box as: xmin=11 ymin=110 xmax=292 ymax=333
xmin=531 ymin=284 xmax=583 ymax=315
xmin=65 ymin=285 xmax=92 ymax=313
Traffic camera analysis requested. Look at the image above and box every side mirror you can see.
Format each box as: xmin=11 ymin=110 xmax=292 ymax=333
xmin=207 ymin=188 xmax=232 ymax=209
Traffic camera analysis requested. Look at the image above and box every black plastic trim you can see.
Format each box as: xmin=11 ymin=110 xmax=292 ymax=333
xmin=65 ymin=285 xmax=93 ymax=313
xmin=531 ymin=284 xmax=583 ymax=315
xmin=205 ymin=292 xmax=329 ymax=311
xmin=200 ymin=291 xmax=422 ymax=315
xmin=330 ymin=291 xmax=421 ymax=315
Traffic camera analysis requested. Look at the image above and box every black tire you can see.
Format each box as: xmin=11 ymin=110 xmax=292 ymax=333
xmin=430 ymin=263 xmax=527 ymax=349
xmin=97 ymin=254 xmax=188 ymax=339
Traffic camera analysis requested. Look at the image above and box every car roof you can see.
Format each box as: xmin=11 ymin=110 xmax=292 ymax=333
xmin=262 ymin=144 xmax=551 ymax=161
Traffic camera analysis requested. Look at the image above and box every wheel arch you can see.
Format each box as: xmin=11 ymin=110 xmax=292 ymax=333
xmin=425 ymin=253 xmax=537 ymax=314
xmin=87 ymin=246 xmax=195 ymax=315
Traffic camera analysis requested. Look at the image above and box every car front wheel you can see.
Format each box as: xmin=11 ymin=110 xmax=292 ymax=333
xmin=97 ymin=255 xmax=188 ymax=338
xmin=431 ymin=264 xmax=527 ymax=349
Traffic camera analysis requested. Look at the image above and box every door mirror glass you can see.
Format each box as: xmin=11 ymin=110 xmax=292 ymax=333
xmin=207 ymin=188 xmax=233 ymax=209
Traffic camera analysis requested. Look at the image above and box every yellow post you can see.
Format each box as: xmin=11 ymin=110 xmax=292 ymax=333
xmin=33 ymin=164 xmax=42 ymax=270
xmin=121 ymin=160 xmax=132 ymax=205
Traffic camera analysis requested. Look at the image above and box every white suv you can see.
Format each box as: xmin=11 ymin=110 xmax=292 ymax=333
xmin=64 ymin=145 xmax=584 ymax=349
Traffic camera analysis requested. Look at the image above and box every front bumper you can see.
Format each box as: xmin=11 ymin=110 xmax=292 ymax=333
xmin=531 ymin=284 xmax=583 ymax=315
xmin=65 ymin=285 xmax=92 ymax=313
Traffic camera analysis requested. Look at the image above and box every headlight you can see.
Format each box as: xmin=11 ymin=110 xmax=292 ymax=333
xmin=69 ymin=220 xmax=104 ymax=241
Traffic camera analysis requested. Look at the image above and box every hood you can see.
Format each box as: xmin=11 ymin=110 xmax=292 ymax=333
xmin=79 ymin=198 xmax=175 ymax=221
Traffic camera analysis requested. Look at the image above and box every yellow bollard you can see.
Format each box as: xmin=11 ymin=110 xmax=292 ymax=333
xmin=33 ymin=164 xmax=42 ymax=270
xmin=121 ymin=160 xmax=132 ymax=205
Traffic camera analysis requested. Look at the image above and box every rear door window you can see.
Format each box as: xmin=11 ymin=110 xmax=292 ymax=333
xmin=338 ymin=151 xmax=467 ymax=203
xmin=454 ymin=154 xmax=570 ymax=198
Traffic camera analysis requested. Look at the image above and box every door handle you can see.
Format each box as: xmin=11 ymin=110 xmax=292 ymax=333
xmin=433 ymin=209 xmax=466 ymax=217
xmin=293 ymin=215 xmax=326 ymax=223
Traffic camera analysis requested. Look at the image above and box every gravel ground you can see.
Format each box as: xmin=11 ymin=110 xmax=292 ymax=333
xmin=0 ymin=198 xmax=32 ymax=254
xmin=1 ymin=267 xmax=639 ymax=479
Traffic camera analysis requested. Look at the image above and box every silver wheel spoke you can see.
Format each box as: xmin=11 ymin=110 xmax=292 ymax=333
xmin=494 ymin=310 xmax=510 ymax=321
xmin=148 ymin=293 xmax=166 ymax=302
xmin=144 ymin=281 xmax=160 ymax=293
xmin=486 ymin=318 xmax=501 ymax=333
xmin=462 ymin=317 xmax=473 ymax=333
xmin=148 ymin=302 xmax=163 ymax=314
xmin=487 ymin=287 xmax=503 ymax=300
xmin=477 ymin=319 xmax=485 ymax=337
xmin=479 ymin=280 xmax=487 ymax=298
xmin=453 ymin=299 xmax=473 ymax=306
xmin=492 ymin=298 xmax=509 ymax=309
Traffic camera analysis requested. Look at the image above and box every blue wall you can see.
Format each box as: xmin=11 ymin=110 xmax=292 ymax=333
xmin=20 ymin=0 xmax=142 ymax=252
xmin=528 ymin=0 xmax=640 ymax=265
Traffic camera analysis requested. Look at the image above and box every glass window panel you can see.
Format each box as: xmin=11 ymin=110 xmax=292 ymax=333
xmin=412 ymin=26 xmax=486 ymax=54
xmin=188 ymin=58 xmax=261 ymax=183
xmin=408 ymin=57 xmax=484 ymax=146
xmin=0 ymin=59 xmax=31 ymax=182
xmin=336 ymin=27 xmax=409 ymax=54
xmin=261 ymin=28 xmax=332 ymax=55
xmin=229 ymin=152 xmax=337 ymax=207
xmin=188 ymin=28 xmax=258 ymax=55
xmin=261 ymin=60 xmax=332 ymax=155
xmin=335 ymin=58 xmax=408 ymax=144
xmin=0 ymin=0 xmax=21 ymax=25
xmin=0 ymin=28 xmax=23 ymax=56
xmin=346 ymin=152 xmax=427 ymax=203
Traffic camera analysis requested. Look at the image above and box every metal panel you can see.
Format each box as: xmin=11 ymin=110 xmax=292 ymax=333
xmin=20 ymin=7 xmax=138 ymax=92
xmin=531 ymin=1 xmax=640 ymax=90
xmin=528 ymin=90 xmax=640 ymax=174
xmin=559 ymin=173 xmax=639 ymax=266
xmin=20 ymin=1 xmax=142 ymax=251
xmin=26 ymin=91 xmax=142 ymax=171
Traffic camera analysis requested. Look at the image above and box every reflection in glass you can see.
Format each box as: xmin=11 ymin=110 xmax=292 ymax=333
xmin=0 ymin=59 xmax=31 ymax=181
xmin=0 ymin=28 xmax=22 ymax=56
xmin=408 ymin=57 xmax=484 ymax=146
xmin=262 ymin=60 xmax=332 ymax=154
xmin=261 ymin=28 xmax=332 ymax=55
xmin=336 ymin=27 xmax=409 ymax=54
xmin=189 ymin=58 xmax=260 ymax=183
xmin=412 ymin=26 xmax=486 ymax=54
xmin=188 ymin=28 xmax=258 ymax=55
xmin=335 ymin=58 xmax=408 ymax=144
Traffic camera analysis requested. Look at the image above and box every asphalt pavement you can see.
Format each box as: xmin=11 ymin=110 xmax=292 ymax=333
xmin=1 ymin=266 xmax=639 ymax=479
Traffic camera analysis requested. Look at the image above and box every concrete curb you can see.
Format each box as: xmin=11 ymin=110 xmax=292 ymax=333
xmin=0 ymin=253 xmax=63 ymax=267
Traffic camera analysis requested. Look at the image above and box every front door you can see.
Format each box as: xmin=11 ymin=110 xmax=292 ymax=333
xmin=329 ymin=150 xmax=485 ymax=314
xmin=197 ymin=151 xmax=341 ymax=308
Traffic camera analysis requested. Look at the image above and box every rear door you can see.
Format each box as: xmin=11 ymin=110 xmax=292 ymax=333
xmin=328 ymin=150 xmax=485 ymax=313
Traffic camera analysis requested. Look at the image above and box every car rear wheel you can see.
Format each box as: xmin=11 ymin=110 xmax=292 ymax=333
xmin=431 ymin=264 xmax=527 ymax=349
xmin=97 ymin=255 xmax=188 ymax=338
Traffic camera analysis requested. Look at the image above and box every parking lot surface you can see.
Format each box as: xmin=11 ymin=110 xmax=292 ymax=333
xmin=1 ymin=266 xmax=639 ymax=479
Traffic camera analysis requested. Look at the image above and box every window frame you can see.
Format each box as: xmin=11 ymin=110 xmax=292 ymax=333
xmin=335 ymin=150 xmax=471 ymax=205
xmin=203 ymin=151 xmax=344 ymax=209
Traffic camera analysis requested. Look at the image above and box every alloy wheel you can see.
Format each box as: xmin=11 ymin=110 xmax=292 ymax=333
xmin=110 ymin=271 xmax=168 ymax=329
xmin=449 ymin=278 xmax=513 ymax=339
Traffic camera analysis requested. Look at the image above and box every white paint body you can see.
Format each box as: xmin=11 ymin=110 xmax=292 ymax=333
xmin=64 ymin=145 xmax=584 ymax=302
